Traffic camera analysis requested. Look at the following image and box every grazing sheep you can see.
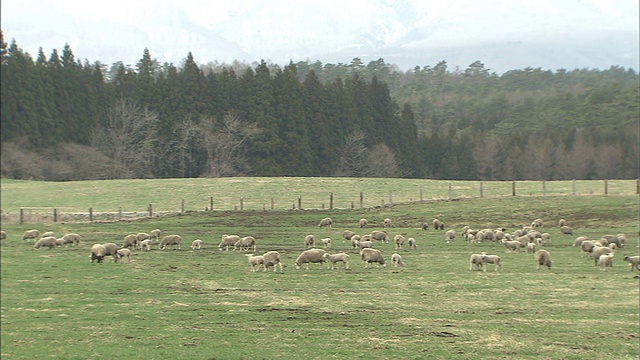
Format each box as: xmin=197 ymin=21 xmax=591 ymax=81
xmin=573 ymin=236 xmax=589 ymax=247
xmin=139 ymin=239 xmax=152 ymax=251
xmin=407 ymin=237 xmax=417 ymax=250
xmin=350 ymin=235 xmax=362 ymax=249
xmin=234 ymin=236 xmax=256 ymax=252
xmin=600 ymin=235 xmax=623 ymax=249
xmin=33 ymin=236 xmax=57 ymax=250
xmin=359 ymin=218 xmax=368 ymax=228
xmin=609 ymin=243 xmax=618 ymax=252
xmin=535 ymin=249 xmax=552 ymax=270
xmin=62 ymin=233 xmax=81 ymax=246
xmin=294 ymin=249 xmax=328 ymax=270
xmin=150 ymin=229 xmax=161 ymax=241
xmin=360 ymin=248 xmax=386 ymax=268
xmin=342 ymin=230 xmax=356 ymax=240
xmin=526 ymin=242 xmax=536 ymax=254
xmin=246 ymin=254 xmax=264 ymax=272
xmin=480 ymin=252 xmax=501 ymax=272
xmin=540 ymin=233 xmax=550 ymax=243
xmin=42 ymin=231 xmax=55 ymax=238
xmin=219 ymin=235 xmax=241 ymax=251
xmin=591 ymin=246 xmax=612 ymax=266
xmin=136 ymin=233 xmax=151 ymax=242
xmin=432 ymin=219 xmax=444 ymax=230
xmin=90 ymin=244 xmax=107 ymax=263
xmin=532 ymin=218 xmax=543 ymax=228
xmin=305 ymin=234 xmax=315 ymax=249
xmin=55 ymin=238 xmax=66 ymax=247
xmin=115 ymin=248 xmax=132 ymax=263
xmin=422 ymin=223 xmax=429 ymax=230
xmin=321 ymin=238 xmax=332 ymax=249
xmin=445 ymin=229 xmax=456 ymax=243
xmin=560 ymin=226 xmax=573 ymax=236
xmin=370 ymin=230 xmax=389 ymax=243
xmin=361 ymin=234 xmax=373 ymax=242
xmin=159 ymin=235 xmax=182 ymax=250
xmin=0 ymin=230 xmax=6 ymax=240
xmin=102 ymin=243 xmax=120 ymax=261
xmin=598 ymin=253 xmax=614 ymax=271
xmin=622 ymin=255 xmax=640 ymax=271
xmin=504 ymin=240 xmax=523 ymax=253
xmin=616 ymin=233 xmax=627 ymax=247
xmin=558 ymin=218 xmax=566 ymax=227
xmin=123 ymin=234 xmax=138 ymax=249
xmin=22 ymin=229 xmax=40 ymax=241
xmin=323 ymin=253 xmax=350 ymax=269
xmin=383 ymin=218 xmax=392 ymax=228
xmin=262 ymin=251 xmax=284 ymax=272
xmin=581 ymin=240 xmax=596 ymax=254
xmin=318 ymin=217 xmax=333 ymax=228
xmin=469 ymin=253 xmax=484 ymax=271
xmin=394 ymin=235 xmax=405 ymax=250
xmin=391 ymin=253 xmax=404 ymax=267
xmin=355 ymin=240 xmax=374 ymax=249
xmin=191 ymin=239 xmax=203 ymax=250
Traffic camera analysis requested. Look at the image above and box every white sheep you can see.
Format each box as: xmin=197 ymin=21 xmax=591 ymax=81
xmin=234 ymin=236 xmax=256 ymax=251
xmin=573 ymin=236 xmax=589 ymax=247
xmin=616 ymin=233 xmax=627 ymax=247
xmin=504 ymin=240 xmax=523 ymax=253
xmin=191 ymin=239 xmax=203 ymax=250
xmin=432 ymin=219 xmax=445 ymax=230
xmin=321 ymin=238 xmax=332 ymax=249
xmin=90 ymin=244 xmax=107 ymax=263
xmin=123 ymin=234 xmax=138 ymax=249
xmin=42 ymin=231 xmax=55 ymax=238
xmin=342 ymin=230 xmax=356 ymax=240
xmin=591 ymin=246 xmax=612 ymax=266
xmin=526 ymin=242 xmax=536 ymax=254
xmin=62 ymin=233 xmax=81 ymax=246
xmin=560 ymin=225 xmax=573 ymax=236
xmin=305 ymin=234 xmax=315 ymax=249
xmin=535 ymin=249 xmax=553 ymax=270
xmin=558 ymin=218 xmax=566 ymax=227
xmin=219 ymin=234 xmax=240 ymax=251
xmin=136 ymin=233 xmax=151 ymax=242
xmin=1 ymin=230 xmax=7 ymax=240
xmin=323 ymin=253 xmax=350 ymax=269
xmin=394 ymin=234 xmax=405 ymax=250
xmin=355 ymin=240 xmax=374 ymax=249
xmin=359 ymin=218 xmax=368 ymax=228
xmin=481 ymin=252 xmax=501 ymax=272
xmin=469 ymin=253 xmax=484 ymax=271
xmin=318 ymin=217 xmax=333 ymax=228
xmin=246 ymin=254 xmax=264 ymax=272
xmin=22 ymin=229 xmax=40 ymax=241
xmin=383 ymin=218 xmax=392 ymax=228
xmin=159 ymin=235 xmax=182 ymax=250
xmin=350 ymin=235 xmax=362 ymax=249
xmin=598 ymin=253 xmax=614 ymax=271
xmin=532 ymin=218 xmax=543 ymax=228
xmin=391 ymin=253 xmax=404 ymax=267
xmin=150 ymin=229 xmax=161 ymax=241
xmin=102 ymin=243 xmax=120 ymax=261
xmin=445 ymin=229 xmax=456 ymax=243
xmin=262 ymin=251 xmax=283 ymax=272
xmin=33 ymin=236 xmax=57 ymax=250
xmin=115 ymin=248 xmax=132 ymax=263
xmin=360 ymin=248 xmax=386 ymax=268
xmin=55 ymin=238 xmax=66 ymax=247
xmin=407 ymin=237 xmax=417 ymax=250
xmin=622 ymin=255 xmax=640 ymax=271
xmin=139 ymin=239 xmax=152 ymax=251
xmin=294 ymin=249 xmax=328 ymax=269
xmin=370 ymin=230 xmax=389 ymax=243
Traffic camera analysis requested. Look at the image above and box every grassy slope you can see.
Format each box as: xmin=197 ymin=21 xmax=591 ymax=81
xmin=1 ymin=180 xmax=638 ymax=359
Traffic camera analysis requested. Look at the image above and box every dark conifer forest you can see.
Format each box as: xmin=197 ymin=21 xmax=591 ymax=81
xmin=1 ymin=32 xmax=638 ymax=181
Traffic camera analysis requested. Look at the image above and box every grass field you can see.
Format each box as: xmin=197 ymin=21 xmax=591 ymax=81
xmin=1 ymin=178 xmax=639 ymax=359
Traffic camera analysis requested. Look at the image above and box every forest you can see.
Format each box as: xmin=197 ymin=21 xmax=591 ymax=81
xmin=1 ymin=31 xmax=638 ymax=181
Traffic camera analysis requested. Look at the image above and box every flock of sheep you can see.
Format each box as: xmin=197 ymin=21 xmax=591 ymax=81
xmin=5 ymin=214 xmax=638 ymax=274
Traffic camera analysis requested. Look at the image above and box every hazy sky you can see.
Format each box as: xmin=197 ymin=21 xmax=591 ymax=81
xmin=2 ymin=0 xmax=638 ymax=73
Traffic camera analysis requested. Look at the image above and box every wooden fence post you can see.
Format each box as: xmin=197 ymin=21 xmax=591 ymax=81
xmin=89 ymin=208 xmax=93 ymax=222
xmin=420 ymin=186 xmax=424 ymax=202
xmin=210 ymin=196 xmax=214 ymax=211
xmin=181 ymin=199 xmax=185 ymax=213
xmin=53 ymin=208 xmax=58 ymax=223
xmin=389 ymin=191 xmax=393 ymax=205
xmin=271 ymin=198 xmax=275 ymax=210
xmin=448 ymin=182 xmax=452 ymax=200
xmin=360 ymin=192 xmax=364 ymax=209
xmin=351 ymin=201 xmax=354 ymax=209
xmin=148 ymin=204 xmax=153 ymax=217
xmin=512 ymin=181 xmax=516 ymax=196
xmin=20 ymin=208 xmax=24 ymax=225
xmin=637 ymin=179 xmax=640 ymax=195
xmin=298 ymin=196 xmax=302 ymax=210
xmin=240 ymin=197 xmax=244 ymax=210
xmin=479 ymin=182 xmax=484 ymax=198
xmin=330 ymin=193 xmax=334 ymax=210
xmin=604 ymin=179 xmax=608 ymax=196
xmin=542 ymin=180 xmax=546 ymax=196
xmin=572 ymin=179 xmax=576 ymax=195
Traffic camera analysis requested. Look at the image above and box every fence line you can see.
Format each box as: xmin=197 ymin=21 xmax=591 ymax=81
xmin=8 ymin=179 xmax=639 ymax=224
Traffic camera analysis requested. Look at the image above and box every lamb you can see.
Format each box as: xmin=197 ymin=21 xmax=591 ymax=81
xmin=360 ymin=248 xmax=386 ymax=268
xmin=139 ymin=239 xmax=152 ymax=251
xmin=532 ymin=218 xmax=543 ymax=228
xmin=407 ymin=237 xmax=417 ymax=250
xmin=370 ymin=230 xmax=389 ymax=243
xmin=33 ymin=236 xmax=57 ymax=250
xmin=560 ymin=225 xmax=573 ymax=236
xmin=469 ymin=253 xmax=484 ymax=271
xmin=191 ymin=239 xmax=203 ymax=250
xmin=598 ymin=253 xmax=614 ymax=271
xmin=102 ymin=243 xmax=120 ymax=261
xmin=350 ymin=235 xmax=362 ymax=249
xmin=355 ymin=240 xmax=374 ymax=249
xmin=622 ymin=255 xmax=640 ymax=271
xmin=558 ymin=218 xmax=566 ymax=227
xmin=262 ymin=251 xmax=283 ymax=272
xmin=247 ymin=254 xmax=264 ymax=272
xmin=535 ymin=249 xmax=552 ymax=270
xmin=616 ymin=233 xmax=627 ymax=247
xmin=342 ymin=230 xmax=356 ymax=240
xmin=1 ymin=230 xmax=7 ymax=240
xmin=591 ymin=246 xmax=612 ymax=266
xmin=540 ymin=233 xmax=550 ymax=243
xmin=42 ymin=231 xmax=55 ymax=238
xmin=391 ymin=253 xmax=404 ymax=267
xmin=394 ymin=234 xmax=405 ymax=250
xmin=115 ymin=248 xmax=132 ymax=263
xmin=581 ymin=240 xmax=596 ymax=254
xmin=305 ymin=234 xmax=315 ymax=249
xmin=294 ymin=249 xmax=327 ymax=269
xmin=445 ymin=229 xmax=456 ymax=243
xmin=234 ymin=236 xmax=256 ymax=251
xmin=359 ymin=218 xmax=368 ymax=228
xmin=22 ymin=229 xmax=40 ymax=241
xmin=62 ymin=233 xmax=81 ymax=246
xmin=432 ymin=219 xmax=444 ymax=230
xmin=526 ymin=242 xmax=536 ymax=254
xmin=480 ymin=252 xmax=501 ymax=272
xmin=323 ymin=253 xmax=350 ymax=269
xmin=422 ymin=223 xmax=429 ymax=230
xmin=136 ymin=233 xmax=151 ymax=242
xmin=90 ymin=244 xmax=107 ymax=263
xmin=573 ymin=236 xmax=589 ymax=247
xmin=318 ymin=217 xmax=333 ymax=228
xmin=123 ymin=234 xmax=138 ymax=249
xmin=219 ymin=234 xmax=241 ymax=251
xmin=383 ymin=218 xmax=392 ymax=228
xmin=321 ymin=238 xmax=332 ymax=249
xmin=159 ymin=235 xmax=182 ymax=250
xmin=55 ymin=238 xmax=66 ymax=247
xmin=150 ymin=228 xmax=161 ymax=241
xmin=504 ymin=240 xmax=523 ymax=253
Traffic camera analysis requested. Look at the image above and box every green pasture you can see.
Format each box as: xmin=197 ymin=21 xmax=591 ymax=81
xmin=0 ymin=179 xmax=638 ymax=359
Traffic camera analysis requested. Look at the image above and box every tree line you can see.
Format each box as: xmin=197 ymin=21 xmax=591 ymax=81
xmin=1 ymin=32 xmax=637 ymax=180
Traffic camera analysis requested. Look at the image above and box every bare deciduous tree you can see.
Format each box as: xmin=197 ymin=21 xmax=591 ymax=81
xmin=366 ymin=143 xmax=406 ymax=178
xmin=335 ymin=130 xmax=368 ymax=177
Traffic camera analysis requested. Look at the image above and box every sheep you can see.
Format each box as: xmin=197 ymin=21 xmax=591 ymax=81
xmin=22 ymin=229 xmax=40 ymax=241
xmin=445 ymin=229 xmax=456 ymax=243
xmin=479 ymin=229 xmax=495 ymax=242
xmin=323 ymin=253 xmax=350 ymax=269
xmin=360 ymin=248 xmax=386 ymax=268
xmin=391 ymin=253 xmax=404 ymax=267
xmin=616 ymin=233 xmax=627 ymax=247
xmin=407 ymin=237 xmax=417 ymax=250
xmin=62 ymin=233 xmax=81 ymax=246
xmin=350 ymin=235 xmax=361 ymax=249
xmin=394 ymin=234 xmax=405 ymax=250
xmin=102 ymin=243 xmax=120 ymax=261
xmin=535 ymin=249 xmax=553 ymax=269
xmin=560 ymin=225 xmax=573 ymax=236
xmin=356 ymin=240 xmax=374 ymax=249
xmin=55 ymin=238 xmax=66 ymax=247
xmin=598 ymin=253 xmax=614 ymax=271
xmin=526 ymin=242 xmax=536 ymax=254
xmin=600 ymin=235 xmax=623 ymax=249
xmin=90 ymin=244 xmax=107 ymax=263
xmin=467 ymin=233 xmax=477 ymax=244
xmin=42 ymin=231 xmax=55 ymax=238
xmin=469 ymin=253 xmax=484 ymax=271
xmin=219 ymin=234 xmax=241 ymax=251
xmin=191 ymin=239 xmax=203 ymax=250
xmin=581 ymin=240 xmax=597 ymax=254
xmin=608 ymin=243 xmax=618 ymax=252
xmin=480 ymin=252 xmax=501 ymax=272
xmin=115 ymin=248 xmax=132 ymax=263
xmin=150 ymin=229 xmax=161 ymax=241
xmin=370 ymin=230 xmax=389 ymax=243
xmin=246 ymin=254 xmax=264 ymax=272
xmin=383 ymin=218 xmax=392 ymax=228
xmin=305 ymin=234 xmax=315 ymax=249
xmin=591 ymin=246 xmax=612 ymax=266
xmin=359 ymin=218 xmax=368 ymax=228
xmin=432 ymin=219 xmax=444 ymax=230
xmin=532 ymin=218 xmax=543 ymax=228
xmin=318 ymin=217 xmax=333 ymax=228
xmin=262 ymin=251 xmax=283 ymax=272
xmin=504 ymin=240 xmax=523 ymax=253
xmin=0 ymin=230 xmax=6 ymax=240
xmin=321 ymin=238 xmax=332 ymax=249
xmin=422 ymin=223 xmax=429 ymax=230
xmin=361 ymin=234 xmax=372 ymax=242
xmin=139 ymin=239 xmax=152 ymax=251
xmin=33 ymin=236 xmax=57 ymax=250
xmin=159 ymin=235 xmax=182 ymax=250
xmin=294 ymin=249 xmax=327 ymax=270
xmin=136 ymin=233 xmax=151 ymax=242
xmin=234 ymin=236 xmax=256 ymax=252
xmin=540 ymin=233 xmax=550 ymax=243
xmin=558 ymin=218 xmax=567 ymax=227
xmin=342 ymin=230 xmax=356 ymax=240
xmin=573 ymin=236 xmax=589 ymax=247
xmin=123 ymin=234 xmax=138 ymax=249
xmin=622 ymin=255 xmax=640 ymax=271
